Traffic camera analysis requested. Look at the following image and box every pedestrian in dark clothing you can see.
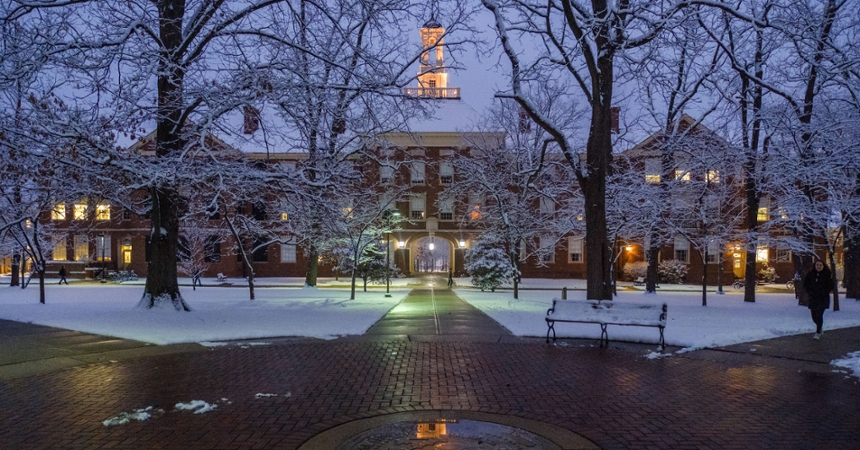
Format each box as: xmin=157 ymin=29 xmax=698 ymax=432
xmin=58 ymin=266 xmax=69 ymax=285
xmin=803 ymin=259 xmax=833 ymax=340
xmin=447 ymin=269 xmax=453 ymax=288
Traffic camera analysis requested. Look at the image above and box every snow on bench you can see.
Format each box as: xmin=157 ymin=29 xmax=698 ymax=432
xmin=545 ymin=299 xmax=667 ymax=350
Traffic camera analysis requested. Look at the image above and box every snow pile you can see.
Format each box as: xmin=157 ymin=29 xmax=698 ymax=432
xmin=832 ymin=351 xmax=860 ymax=380
xmin=102 ymin=407 xmax=162 ymax=426
xmin=175 ymin=400 xmax=217 ymax=414
xmin=254 ymin=392 xmax=291 ymax=398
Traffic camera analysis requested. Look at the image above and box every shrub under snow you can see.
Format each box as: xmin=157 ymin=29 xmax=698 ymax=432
xmin=658 ymin=259 xmax=688 ymax=284
xmin=464 ymin=241 xmax=515 ymax=292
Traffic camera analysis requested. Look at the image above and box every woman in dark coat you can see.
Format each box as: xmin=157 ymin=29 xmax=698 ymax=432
xmin=803 ymin=259 xmax=833 ymax=340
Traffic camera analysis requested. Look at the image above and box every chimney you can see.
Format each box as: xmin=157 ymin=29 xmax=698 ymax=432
xmin=243 ymin=106 xmax=260 ymax=135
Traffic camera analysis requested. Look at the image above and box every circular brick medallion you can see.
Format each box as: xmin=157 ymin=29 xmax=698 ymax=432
xmin=299 ymin=410 xmax=598 ymax=450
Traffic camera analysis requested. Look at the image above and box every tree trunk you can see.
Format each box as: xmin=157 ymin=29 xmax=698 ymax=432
xmin=828 ymin=250 xmax=839 ymax=311
xmin=702 ymin=253 xmax=708 ymax=306
xmin=140 ymin=187 xmax=189 ymax=310
xmin=305 ymin=244 xmax=319 ymax=287
xmin=845 ymin=222 xmax=860 ymax=300
xmin=583 ymin=92 xmax=614 ymax=301
xmin=38 ymin=268 xmax=45 ymax=304
xmin=247 ymin=265 xmax=255 ymax=301
xmin=139 ymin=0 xmax=189 ymax=311
xmin=646 ymin=244 xmax=660 ymax=294
xmin=10 ymin=253 xmax=20 ymax=287
xmin=350 ymin=269 xmax=357 ymax=300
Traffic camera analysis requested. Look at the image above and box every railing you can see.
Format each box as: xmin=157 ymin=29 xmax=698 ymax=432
xmin=403 ymin=87 xmax=461 ymax=99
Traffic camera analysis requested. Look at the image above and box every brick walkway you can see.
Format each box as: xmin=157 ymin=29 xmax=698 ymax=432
xmin=1 ymin=282 xmax=859 ymax=449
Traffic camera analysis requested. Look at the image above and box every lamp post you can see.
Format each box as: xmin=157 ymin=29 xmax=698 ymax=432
xmin=99 ymin=234 xmax=106 ymax=283
xmin=386 ymin=210 xmax=400 ymax=297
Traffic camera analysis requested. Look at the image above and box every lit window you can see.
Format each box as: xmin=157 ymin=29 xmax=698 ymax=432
xmin=121 ymin=244 xmax=132 ymax=265
xmin=675 ymin=170 xmax=690 ymax=182
xmin=96 ymin=203 xmax=110 ymax=221
xmin=707 ymin=170 xmax=720 ymax=184
xmin=281 ymin=212 xmax=289 ymax=221
xmin=74 ymin=202 xmax=87 ymax=220
xmin=757 ymin=207 xmax=769 ymax=222
xmin=756 ymin=246 xmax=768 ymax=262
xmin=74 ymin=235 xmax=88 ymax=261
xmin=53 ymin=238 xmax=67 ymax=261
xmin=52 ymin=203 xmax=66 ymax=220
xmin=645 ymin=159 xmax=661 ymax=183
xmin=576 ymin=214 xmax=583 ymax=221
xmin=470 ymin=205 xmax=482 ymax=221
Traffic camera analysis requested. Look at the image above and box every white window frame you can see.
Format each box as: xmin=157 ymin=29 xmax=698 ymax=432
xmin=380 ymin=165 xmax=394 ymax=184
xmin=280 ymin=242 xmax=297 ymax=263
xmin=411 ymin=161 xmax=425 ymax=184
xmin=439 ymin=161 xmax=453 ymax=184
xmin=568 ymin=236 xmax=583 ymax=263
xmin=410 ymin=195 xmax=425 ymax=220
xmin=539 ymin=236 xmax=555 ymax=263
xmin=539 ymin=197 xmax=555 ymax=216
xmin=674 ymin=235 xmax=689 ymax=263
xmin=438 ymin=198 xmax=453 ymax=221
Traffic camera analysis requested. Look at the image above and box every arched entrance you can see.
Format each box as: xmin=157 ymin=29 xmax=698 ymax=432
xmin=411 ymin=236 xmax=452 ymax=273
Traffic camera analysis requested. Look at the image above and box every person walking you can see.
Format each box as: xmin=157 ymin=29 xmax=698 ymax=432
xmin=803 ymin=259 xmax=833 ymax=340
xmin=447 ymin=269 xmax=453 ymax=288
xmin=58 ymin=265 xmax=69 ymax=285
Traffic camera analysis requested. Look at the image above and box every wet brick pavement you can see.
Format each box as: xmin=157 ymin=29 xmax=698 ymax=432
xmin=1 ymin=283 xmax=859 ymax=449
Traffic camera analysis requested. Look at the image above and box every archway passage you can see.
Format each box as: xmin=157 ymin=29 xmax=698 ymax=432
xmin=412 ymin=236 xmax=451 ymax=273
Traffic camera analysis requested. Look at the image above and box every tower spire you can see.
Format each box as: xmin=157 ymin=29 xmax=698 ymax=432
xmin=404 ymin=13 xmax=460 ymax=99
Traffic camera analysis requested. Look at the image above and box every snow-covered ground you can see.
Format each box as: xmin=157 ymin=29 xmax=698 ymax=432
xmin=0 ymin=276 xmax=858 ymax=377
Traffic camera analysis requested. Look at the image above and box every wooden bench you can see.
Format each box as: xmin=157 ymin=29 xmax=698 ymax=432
xmin=216 ymin=273 xmax=227 ymax=282
xmin=545 ymin=299 xmax=668 ymax=350
xmin=634 ymin=277 xmax=645 ymax=286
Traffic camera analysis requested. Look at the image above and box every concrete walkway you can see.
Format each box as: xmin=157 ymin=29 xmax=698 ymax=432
xmin=362 ymin=274 xmax=514 ymax=342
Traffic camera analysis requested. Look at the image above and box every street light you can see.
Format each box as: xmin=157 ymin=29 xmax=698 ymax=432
xmin=385 ymin=210 xmax=400 ymax=297
xmin=99 ymin=234 xmax=106 ymax=283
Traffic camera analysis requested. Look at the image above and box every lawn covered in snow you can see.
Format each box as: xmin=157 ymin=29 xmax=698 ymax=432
xmin=0 ymin=281 xmax=407 ymax=344
xmin=453 ymin=280 xmax=860 ymax=350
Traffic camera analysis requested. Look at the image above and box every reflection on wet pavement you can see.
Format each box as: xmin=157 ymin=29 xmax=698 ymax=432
xmin=336 ymin=419 xmax=562 ymax=449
